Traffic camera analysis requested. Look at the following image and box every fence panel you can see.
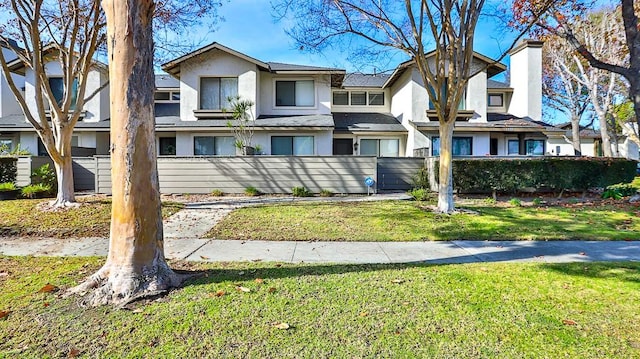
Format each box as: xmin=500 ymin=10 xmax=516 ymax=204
xmin=376 ymin=157 xmax=424 ymax=191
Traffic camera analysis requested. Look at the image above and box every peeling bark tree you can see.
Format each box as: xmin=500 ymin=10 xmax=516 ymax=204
xmin=69 ymin=0 xmax=182 ymax=306
xmin=275 ymin=0 xmax=551 ymax=213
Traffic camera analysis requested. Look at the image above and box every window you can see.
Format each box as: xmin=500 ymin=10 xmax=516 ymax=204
xmin=428 ymin=81 xmax=465 ymax=110
xmin=48 ymin=77 xmax=78 ymax=109
xmin=360 ymin=139 xmax=399 ymax=157
xmin=200 ymin=77 xmax=238 ymax=110
xmin=155 ymin=90 xmax=180 ymax=102
xmin=275 ymin=80 xmax=314 ymax=107
xmin=159 ymin=137 xmax=176 ymax=155
xmin=525 ymin=139 xmax=545 ymax=155
xmin=271 ymin=136 xmax=314 ymax=155
xmin=368 ymin=92 xmax=384 ymax=106
xmin=350 ymin=92 xmax=367 ymax=106
xmin=332 ymin=91 xmax=349 ymax=106
xmin=194 ymin=136 xmax=235 ymax=155
xmin=488 ymin=94 xmax=504 ymax=107
xmin=508 ymin=140 xmax=520 ymax=155
xmin=432 ymin=137 xmax=472 ymax=156
xmin=71 ymin=136 xmax=79 ymax=147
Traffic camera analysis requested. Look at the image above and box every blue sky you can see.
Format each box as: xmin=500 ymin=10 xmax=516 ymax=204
xmin=196 ymin=0 xmax=520 ymax=78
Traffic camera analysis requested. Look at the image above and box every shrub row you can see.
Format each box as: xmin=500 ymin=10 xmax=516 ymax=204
xmin=432 ymin=157 xmax=637 ymax=194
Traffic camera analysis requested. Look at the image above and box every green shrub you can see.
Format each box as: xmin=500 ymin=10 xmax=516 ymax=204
xmin=292 ymin=186 xmax=313 ymax=197
xmin=412 ymin=167 xmax=430 ymax=190
xmin=211 ymin=189 xmax=224 ymax=197
xmin=408 ymin=188 xmax=433 ymax=201
xmin=532 ymin=197 xmax=543 ymax=206
xmin=31 ymin=164 xmax=57 ymax=191
xmin=603 ymin=182 xmax=639 ymax=198
xmin=0 ymin=157 xmax=17 ymax=184
xmin=509 ymin=198 xmax=522 ymax=207
xmin=483 ymin=197 xmax=497 ymax=205
xmin=244 ymin=186 xmax=260 ymax=196
xmin=435 ymin=157 xmax=637 ymax=195
xmin=319 ymin=189 xmax=333 ymax=197
xmin=20 ymin=183 xmax=52 ymax=199
xmin=0 ymin=182 xmax=17 ymax=191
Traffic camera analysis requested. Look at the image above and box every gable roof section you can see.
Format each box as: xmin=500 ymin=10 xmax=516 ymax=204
xmin=6 ymin=43 xmax=108 ymax=75
xmin=267 ymin=62 xmax=343 ymax=73
xmin=161 ymin=42 xmax=270 ymax=76
xmin=333 ymin=112 xmax=406 ymax=133
xmin=487 ymin=79 xmax=512 ymax=90
xmin=155 ymin=74 xmax=179 ymax=88
xmin=342 ymin=73 xmax=391 ymax=88
xmin=382 ymin=51 xmax=507 ymax=89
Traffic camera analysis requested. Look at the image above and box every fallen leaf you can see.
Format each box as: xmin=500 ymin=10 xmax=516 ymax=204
xmin=132 ymin=308 xmax=143 ymax=314
xmin=275 ymin=264 xmax=282 ymax=267
xmin=43 ymin=302 xmax=50 ymax=307
xmin=562 ymin=319 xmax=577 ymax=326
xmin=273 ymin=322 xmax=290 ymax=330
xmin=38 ymin=284 xmax=58 ymax=293
xmin=214 ymin=290 xmax=225 ymax=297
xmin=199 ymin=255 xmax=209 ymax=260
xmin=391 ymin=279 xmax=405 ymax=284
xmin=359 ymin=312 xmax=368 ymax=317
xmin=268 ymin=287 xmax=277 ymax=293
xmin=255 ymin=278 xmax=264 ymax=284
xmin=0 ymin=310 xmax=10 ymax=319
xmin=235 ymin=286 xmax=251 ymax=293
xmin=67 ymin=348 xmax=80 ymax=358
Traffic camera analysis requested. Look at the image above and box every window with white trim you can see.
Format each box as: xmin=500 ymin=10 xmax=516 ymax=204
xmin=271 ymin=136 xmax=314 ymax=155
xmin=275 ymin=80 xmax=314 ymax=107
xmin=154 ymin=90 xmax=180 ymax=103
xmin=332 ymin=90 xmax=385 ymax=106
xmin=525 ymin=139 xmax=545 ymax=155
xmin=432 ymin=137 xmax=472 ymax=156
xmin=488 ymin=93 xmax=504 ymax=107
xmin=360 ymin=139 xmax=399 ymax=157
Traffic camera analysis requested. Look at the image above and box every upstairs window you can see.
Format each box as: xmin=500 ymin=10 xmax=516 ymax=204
xmin=488 ymin=93 xmax=504 ymax=107
xmin=155 ymin=90 xmax=180 ymax=102
xmin=428 ymin=81 xmax=465 ymax=110
xmin=333 ymin=91 xmax=348 ymax=105
xmin=350 ymin=91 xmax=367 ymax=106
xmin=332 ymin=90 xmax=385 ymax=106
xmin=275 ymin=80 xmax=315 ymax=107
xmin=368 ymin=92 xmax=384 ymax=106
xmin=48 ymin=77 xmax=78 ymax=110
xmin=200 ymin=77 xmax=238 ymax=110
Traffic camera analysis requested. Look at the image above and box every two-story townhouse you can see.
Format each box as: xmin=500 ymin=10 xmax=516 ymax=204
xmin=0 ymin=39 xmax=26 ymax=151
xmin=158 ymin=43 xmax=344 ymax=156
xmin=0 ymin=44 xmax=111 ymax=157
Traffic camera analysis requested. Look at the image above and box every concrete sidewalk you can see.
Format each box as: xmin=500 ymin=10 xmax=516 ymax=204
xmin=1 ymin=236 xmax=638 ymax=264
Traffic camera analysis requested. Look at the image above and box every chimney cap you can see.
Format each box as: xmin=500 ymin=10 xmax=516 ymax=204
xmin=508 ymin=39 xmax=544 ymax=55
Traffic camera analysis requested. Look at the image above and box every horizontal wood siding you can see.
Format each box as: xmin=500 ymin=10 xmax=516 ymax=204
xmin=376 ymin=157 xmax=424 ymax=191
xmin=72 ymin=158 xmax=97 ymax=191
xmin=97 ymin=156 xmax=378 ymax=195
xmin=15 ymin=157 xmax=31 ymax=186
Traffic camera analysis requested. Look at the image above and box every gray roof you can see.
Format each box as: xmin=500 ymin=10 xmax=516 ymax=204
xmin=342 ymin=73 xmax=391 ymax=88
xmin=487 ymin=79 xmax=512 ymax=89
xmin=155 ymin=114 xmax=334 ymax=130
xmin=266 ymin=62 xmax=343 ymax=72
xmin=333 ymin=112 xmax=406 ymax=133
xmin=0 ymin=114 xmax=111 ymax=130
xmin=155 ymin=74 xmax=179 ymax=88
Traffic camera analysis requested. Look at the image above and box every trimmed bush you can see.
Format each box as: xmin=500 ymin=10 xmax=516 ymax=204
xmin=21 ymin=183 xmax=52 ymax=199
xmin=319 ymin=189 xmax=333 ymax=197
xmin=430 ymin=157 xmax=636 ymax=194
xmin=408 ymin=188 xmax=433 ymax=201
xmin=0 ymin=157 xmax=17 ymax=184
xmin=292 ymin=186 xmax=313 ymax=197
xmin=244 ymin=186 xmax=260 ymax=196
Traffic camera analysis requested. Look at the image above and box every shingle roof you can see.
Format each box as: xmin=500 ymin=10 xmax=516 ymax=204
xmin=333 ymin=112 xmax=406 ymax=133
xmin=155 ymin=114 xmax=334 ymax=130
xmin=267 ymin=62 xmax=343 ymax=72
xmin=487 ymin=79 xmax=512 ymax=89
xmin=342 ymin=73 xmax=391 ymax=88
xmin=155 ymin=75 xmax=179 ymax=88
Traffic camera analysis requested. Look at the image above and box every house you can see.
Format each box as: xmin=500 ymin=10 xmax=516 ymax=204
xmin=548 ymin=122 xmax=640 ymax=160
xmin=4 ymin=38 xmax=628 ymax=160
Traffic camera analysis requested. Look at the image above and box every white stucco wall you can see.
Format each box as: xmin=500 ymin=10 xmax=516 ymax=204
xmin=178 ymin=50 xmax=259 ymax=121
xmin=466 ymin=71 xmax=487 ymax=122
xmin=508 ymin=43 xmax=542 ymax=121
xmin=390 ymin=69 xmax=424 ymax=156
xmin=258 ymin=73 xmax=332 ymax=116
xmin=0 ymin=48 xmax=23 ymax=117
xmin=23 ymin=61 xmax=108 ymax=121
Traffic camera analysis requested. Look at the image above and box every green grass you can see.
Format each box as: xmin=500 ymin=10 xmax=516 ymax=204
xmin=0 ymin=197 xmax=184 ymax=238
xmin=208 ymin=200 xmax=640 ymax=241
xmin=0 ymin=257 xmax=639 ymax=358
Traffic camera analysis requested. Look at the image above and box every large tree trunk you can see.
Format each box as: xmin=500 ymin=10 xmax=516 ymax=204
xmin=51 ymin=126 xmax=76 ymax=207
xmin=570 ymin=116 xmax=582 ymax=156
xmin=69 ymin=0 xmax=182 ymax=306
xmin=437 ymin=120 xmax=455 ymax=213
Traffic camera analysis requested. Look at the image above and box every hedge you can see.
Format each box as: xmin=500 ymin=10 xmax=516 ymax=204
xmin=431 ymin=157 xmax=637 ymax=194
xmin=0 ymin=157 xmax=17 ymax=184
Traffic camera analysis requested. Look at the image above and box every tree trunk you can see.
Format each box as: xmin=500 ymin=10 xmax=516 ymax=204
xmin=69 ymin=0 xmax=182 ymax=306
xmin=437 ymin=120 xmax=455 ymax=213
xmin=596 ymin=110 xmax=613 ymax=157
xmin=570 ymin=116 xmax=582 ymax=156
xmin=51 ymin=126 xmax=76 ymax=207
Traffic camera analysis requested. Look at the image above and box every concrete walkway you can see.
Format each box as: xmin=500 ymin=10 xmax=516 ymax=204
xmin=0 ymin=193 xmax=638 ymax=264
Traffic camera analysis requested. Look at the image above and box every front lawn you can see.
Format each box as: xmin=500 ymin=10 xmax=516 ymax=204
xmin=0 ymin=257 xmax=638 ymax=358
xmin=208 ymin=200 xmax=640 ymax=241
xmin=0 ymin=196 xmax=184 ymax=237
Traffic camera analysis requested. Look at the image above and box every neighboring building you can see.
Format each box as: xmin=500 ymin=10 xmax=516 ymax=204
xmin=1 ymin=39 xmax=635 ymax=160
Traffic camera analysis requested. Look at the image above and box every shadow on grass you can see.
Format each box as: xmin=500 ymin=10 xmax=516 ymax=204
xmin=541 ymin=262 xmax=640 ymax=284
